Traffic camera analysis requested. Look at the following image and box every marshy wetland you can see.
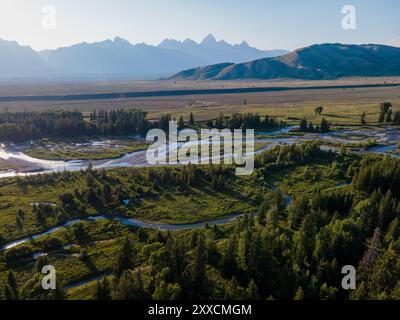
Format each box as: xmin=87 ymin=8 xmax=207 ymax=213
xmin=0 ymin=124 xmax=399 ymax=178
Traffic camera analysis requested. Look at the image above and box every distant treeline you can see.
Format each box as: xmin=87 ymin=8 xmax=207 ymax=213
xmin=158 ymin=112 xmax=285 ymax=132
xmin=0 ymin=109 xmax=149 ymax=143
xmin=377 ymin=102 xmax=400 ymax=125
xmin=0 ymin=110 xmax=285 ymax=143
xmin=209 ymin=113 xmax=285 ymax=131
xmin=299 ymin=118 xmax=331 ymax=133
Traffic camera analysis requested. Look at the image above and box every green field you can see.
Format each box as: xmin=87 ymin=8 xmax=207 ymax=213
xmin=24 ymin=138 xmax=148 ymax=161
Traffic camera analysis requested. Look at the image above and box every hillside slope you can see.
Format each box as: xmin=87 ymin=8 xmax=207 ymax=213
xmin=170 ymin=44 xmax=400 ymax=80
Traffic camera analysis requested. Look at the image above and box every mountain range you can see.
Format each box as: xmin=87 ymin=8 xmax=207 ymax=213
xmin=0 ymin=35 xmax=288 ymax=79
xmin=171 ymin=43 xmax=400 ymax=80
xmin=0 ymin=39 xmax=53 ymax=78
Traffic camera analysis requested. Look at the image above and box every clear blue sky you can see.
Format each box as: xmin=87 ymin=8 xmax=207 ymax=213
xmin=0 ymin=0 xmax=399 ymax=51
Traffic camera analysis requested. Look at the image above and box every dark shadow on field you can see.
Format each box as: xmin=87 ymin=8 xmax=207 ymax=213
xmin=323 ymin=113 xmax=354 ymax=119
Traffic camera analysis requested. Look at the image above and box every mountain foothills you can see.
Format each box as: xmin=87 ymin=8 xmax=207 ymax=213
xmin=0 ymin=35 xmax=287 ymax=79
xmin=171 ymin=44 xmax=400 ymax=80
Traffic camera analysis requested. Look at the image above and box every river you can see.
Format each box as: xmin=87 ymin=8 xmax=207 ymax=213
xmin=0 ymin=212 xmax=261 ymax=252
xmin=1 ymin=126 xmax=399 ymax=179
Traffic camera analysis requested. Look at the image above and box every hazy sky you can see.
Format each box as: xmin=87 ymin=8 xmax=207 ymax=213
xmin=0 ymin=0 xmax=399 ymax=51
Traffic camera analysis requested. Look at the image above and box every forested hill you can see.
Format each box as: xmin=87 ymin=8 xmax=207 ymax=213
xmin=170 ymin=43 xmax=400 ymax=80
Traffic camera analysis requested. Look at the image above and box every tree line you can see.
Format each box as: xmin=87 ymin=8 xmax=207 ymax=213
xmin=0 ymin=110 xmax=287 ymax=143
xmin=0 ymin=109 xmax=150 ymax=143
xmin=210 ymin=113 xmax=285 ymax=131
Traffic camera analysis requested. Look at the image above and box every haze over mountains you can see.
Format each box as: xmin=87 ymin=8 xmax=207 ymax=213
xmin=0 ymin=35 xmax=287 ymax=79
xmin=0 ymin=39 xmax=53 ymax=79
xmin=171 ymin=44 xmax=400 ymax=80
xmin=158 ymin=34 xmax=287 ymax=65
xmin=3 ymin=37 xmax=400 ymax=81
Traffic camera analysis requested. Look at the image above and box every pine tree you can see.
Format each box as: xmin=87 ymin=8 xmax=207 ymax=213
xmin=378 ymin=112 xmax=385 ymax=123
xmin=189 ymin=112 xmax=195 ymax=126
xmin=6 ymin=271 xmax=19 ymax=300
xmin=178 ymin=116 xmax=185 ymax=130
xmin=93 ymin=277 xmax=111 ymax=300
xmin=380 ymin=102 xmax=392 ymax=114
xmin=36 ymin=255 xmax=50 ymax=273
xmin=16 ymin=215 xmax=23 ymax=231
xmin=114 ymin=237 xmax=135 ymax=278
xmin=294 ymin=287 xmax=305 ymax=300
xmin=224 ymin=277 xmax=244 ymax=300
xmin=299 ymin=118 xmax=308 ymax=131
xmin=185 ymin=234 xmax=207 ymax=295
xmin=319 ymin=283 xmax=338 ymax=300
xmin=152 ymin=281 xmax=169 ymax=300
xmin=360 ymin=228 xmax=381 ymax=270
xmin=360 ymin=112 xmax=367 ymax=126
xmin=246 ymin=279 xmax=259 ymax=300
xmin=221 ymin=235 xmax=238 ymax=277
xmin=113 ymin=271 xmax=135 ymax=300
xmin=102 ymin=183 xmax=113 ymax=203
xmin=393 ymin=111 xmax=400 ymax=124
xmin=16 ymin=209 xmax=25 ymax=220
xmin=320 ymin=118 xmax=330 ymax=132
xmin=385 ymin=109 xmax=392 ymax=123
xmin=257 ymin=203 xmax=267 ymax=226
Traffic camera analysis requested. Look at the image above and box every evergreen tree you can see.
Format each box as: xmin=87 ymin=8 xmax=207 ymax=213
xmin=246 ymin=279 xmax=259 ymax=300
xmin=299 ymin=118 xmax=308 ymax=131
xmin=189 ymin=112 xmax=195 ymax=126
xmin=6 ymin=271 xmax=19 ymax=300
xmin=380 ymin=102 xmax=392 ymax=114
xmin=93 ymin=277 xmax=112 ymax=300
xmin=102 ymin=183 xmax=113 ymax=203
xmin=294 ymin=287 xmax=305 ymax=300
xmin=16 ymin=215 xmax=23 ymax=231
xmin=378 ymin=112 xmax=385 ymax=123
xmin=393 ymin=111 xmax=400 ymax=124
xmin=257 ymin=203 xmax=267 ymax=226
xmin=385 ymin=109 xmax=392 ymax=123
xmin=178 ymin=116 xmax=185 ymax=130
xmin=114 ymin=237 xmax=135 ymax=278
xmin=16 ymin=209 xmax=25 ymax=220
xmin=320 ymin=118 xmax=330 ymax=132
xmin=360 ymin=112 xmax=367 ymax=126
xmin=221 ymin=235 xmax=238 ymax=278
xmin=185 ymin=234 xmax=207 ymax=296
